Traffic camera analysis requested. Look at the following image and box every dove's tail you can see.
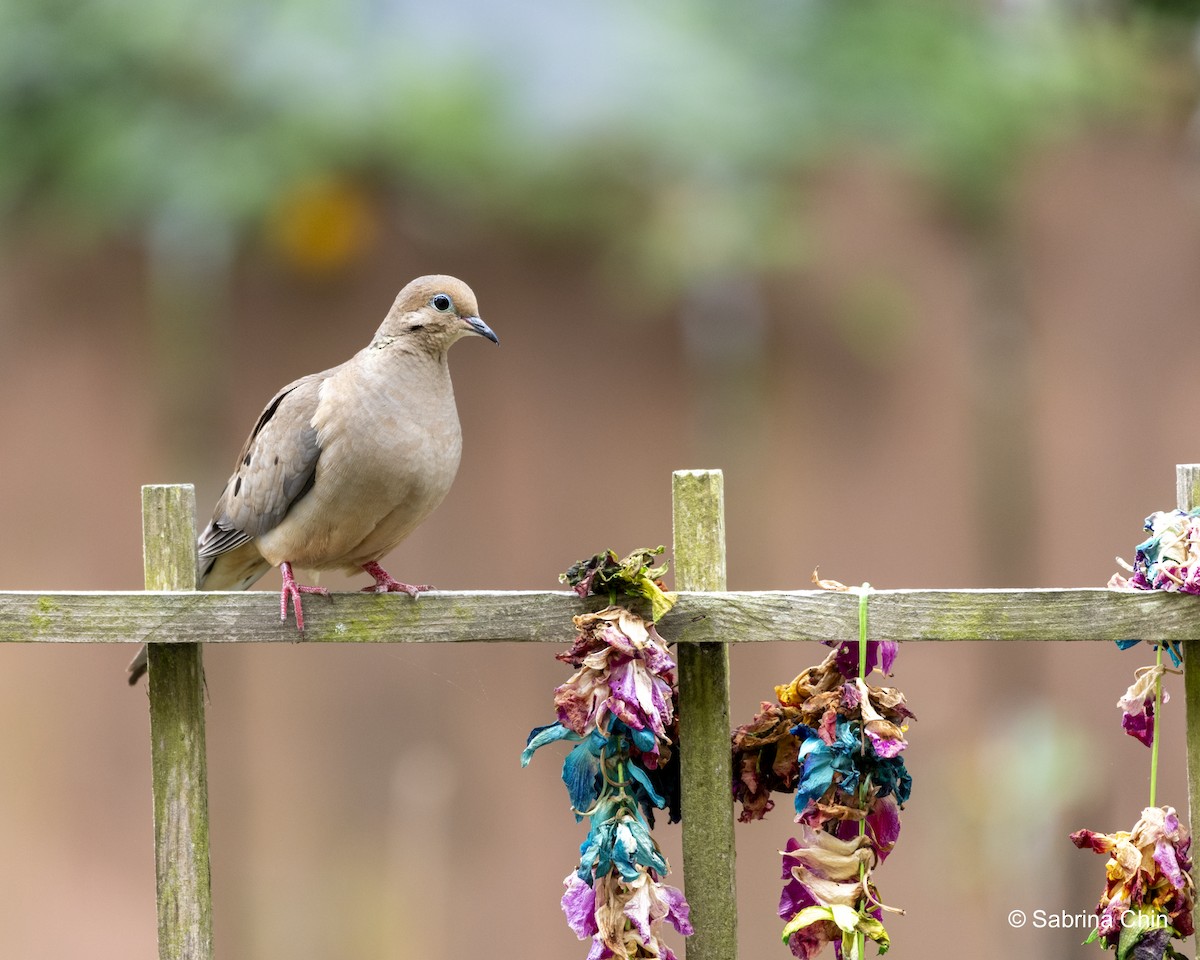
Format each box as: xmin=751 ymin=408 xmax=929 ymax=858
xmin=126 ymin=542 xmax=272 ymax=685
xmin=125 ymin=647 xmax=150 ymax=686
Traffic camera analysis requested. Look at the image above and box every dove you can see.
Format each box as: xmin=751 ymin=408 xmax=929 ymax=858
xmin=128 ymin=274 xmax=497 ymax=684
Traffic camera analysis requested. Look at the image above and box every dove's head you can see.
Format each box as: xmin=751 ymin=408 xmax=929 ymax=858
xmin=376 ymin=275 xmax=498 ymax=354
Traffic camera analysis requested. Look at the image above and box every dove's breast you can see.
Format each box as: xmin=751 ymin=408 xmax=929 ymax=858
xmin=255 ymin=350 xmax=463 ymax=571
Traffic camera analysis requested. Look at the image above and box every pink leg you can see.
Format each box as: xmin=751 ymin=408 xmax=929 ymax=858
xmin=360 ymin=560 xmax=433 ymax=598
xmin=280 ymin=561 xmax=331 ymax=631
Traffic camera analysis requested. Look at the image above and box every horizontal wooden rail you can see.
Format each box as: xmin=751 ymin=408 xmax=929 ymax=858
xmin=1 ymin=587 xmax=1199 ymax=644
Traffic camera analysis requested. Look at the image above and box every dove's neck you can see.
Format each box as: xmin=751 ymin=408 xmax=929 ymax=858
xmin=355 ymin=342 xmax=456 ymax=410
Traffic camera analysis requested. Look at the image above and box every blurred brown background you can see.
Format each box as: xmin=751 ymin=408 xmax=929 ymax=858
xmin=2 ymin=1 xmax=1200 ymax=958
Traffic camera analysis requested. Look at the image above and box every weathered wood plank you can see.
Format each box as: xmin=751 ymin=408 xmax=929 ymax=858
xmin=683 ymin=588 xmax=1200 ymax=644
xmin=143 ymin=485 xmax=213 ymax=960
xmin=0 ymin=587 xmax=1198 ymax=645
xmin=673 ymin=469 xmax=738 ymax=960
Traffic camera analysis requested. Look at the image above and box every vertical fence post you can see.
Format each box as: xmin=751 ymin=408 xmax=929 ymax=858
xmin=672 ymin=469 xmax=737 ymax=960
xmin=142 ymin=484 xmax=214 ymax=960
xmin=1176 ymin=464 xmax=1200 ymax=946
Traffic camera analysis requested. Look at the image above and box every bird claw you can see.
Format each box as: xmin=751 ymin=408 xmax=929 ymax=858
xmin=279 ymin=561 xmax=331 ymax=631
xmin=361 ymin=561 xmax=432 ymax=598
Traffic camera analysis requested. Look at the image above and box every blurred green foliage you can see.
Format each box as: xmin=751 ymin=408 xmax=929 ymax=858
xmin=0 ymin=0 xmax=1182 ymax=278
xmin=1132 ymin=0 xmax=1200 ymax=20
xmin=0 ymin=0 xmax=506 ymax=237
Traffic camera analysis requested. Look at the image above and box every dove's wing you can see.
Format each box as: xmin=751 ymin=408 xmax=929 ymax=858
xmin=198 ymin=371 xmax=329 ymax=569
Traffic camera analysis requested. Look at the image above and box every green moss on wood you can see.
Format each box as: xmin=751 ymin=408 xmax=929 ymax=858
xmin=28 ymin=595 xmax=57 ymax=634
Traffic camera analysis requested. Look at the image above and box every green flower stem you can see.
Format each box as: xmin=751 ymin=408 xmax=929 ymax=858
xmin=1150 ymin=641 xmax=1164 ymax=808
xmin=858 ymin=584 xmax=869 ymax=760
xmin=857 ymin=588 xmax=869 ymax=670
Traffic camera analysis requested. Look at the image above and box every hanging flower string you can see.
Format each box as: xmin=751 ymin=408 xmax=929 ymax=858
xmin=1107 ymin=509 xmax=1194 ymax=782
xmin=1066 ymin=512 xmax=1197 ymax=958
xmin=732 ymin=573 xmax=912 ymax=958
xmin=523 ymin=548 xmax=692 ymax=959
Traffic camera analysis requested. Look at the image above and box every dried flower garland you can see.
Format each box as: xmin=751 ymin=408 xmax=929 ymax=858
xmin=732 ymin=576 xmax=912 ymax=958
xmin=1066 ymin=512 xmax=1200 ymax=959
xmin=523 ymin=549 xmax=691 ymax=959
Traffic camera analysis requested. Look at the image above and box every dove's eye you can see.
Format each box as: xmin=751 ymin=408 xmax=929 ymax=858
xmin=431 ymin=294 xmax=453 ymax=312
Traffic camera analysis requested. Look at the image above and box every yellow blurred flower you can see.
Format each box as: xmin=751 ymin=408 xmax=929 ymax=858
xmin=267 ymin=177 xmax=376 ymax=275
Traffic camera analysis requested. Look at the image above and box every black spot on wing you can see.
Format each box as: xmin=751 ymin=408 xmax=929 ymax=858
xmin=251 ymin=385 xmax=298 ymax=443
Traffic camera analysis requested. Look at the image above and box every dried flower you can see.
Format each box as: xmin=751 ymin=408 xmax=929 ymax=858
xmin=526 ymin=601 xmax=690 ymax=958
xmin=778 ymin=829 xmax=894 ymax=960
xmin=1110 ymin=510 xmax=1200 ymax=595
xmin=562 ymin=547 xmax=678 ymax=622
xmin=732 ymin=701 xmax=804 ymax=823
xmin=562 ymin=867 xmax=692 ymax=960
xmin=1118 ymin=665 xmax=1170 ymax=749
xmin=1071 ymin=806 xmax=1194 ymax=954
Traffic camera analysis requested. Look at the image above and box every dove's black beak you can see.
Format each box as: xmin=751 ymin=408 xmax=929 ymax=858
xmin=464 ymin=315 xmax=499 ymax=344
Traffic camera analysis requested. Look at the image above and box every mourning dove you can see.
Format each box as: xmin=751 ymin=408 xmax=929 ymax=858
xmin=128 ymin=274 xmax=497 ymax=684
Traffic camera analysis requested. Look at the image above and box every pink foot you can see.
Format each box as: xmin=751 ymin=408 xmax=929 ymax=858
xmin=360 ymin=561 xmax=433 ymax=598
xmin=280 ymin=561 xmax=331 ymax=631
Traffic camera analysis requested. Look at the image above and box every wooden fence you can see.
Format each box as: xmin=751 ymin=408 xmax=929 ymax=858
xmin=4 ymin=466 xmax=1200 ymax=959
